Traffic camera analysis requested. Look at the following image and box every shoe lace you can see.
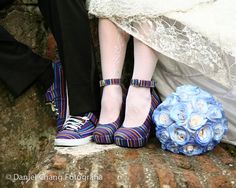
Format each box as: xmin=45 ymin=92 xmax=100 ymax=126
xmin=63 ymin=115 xmax=89 ymax=131
xmin=46 ymin=100 xmax=58 ymax=116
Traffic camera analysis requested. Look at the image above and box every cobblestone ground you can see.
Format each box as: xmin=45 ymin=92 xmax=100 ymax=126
xmin=22 ymin=139 xmax=236 ymax=188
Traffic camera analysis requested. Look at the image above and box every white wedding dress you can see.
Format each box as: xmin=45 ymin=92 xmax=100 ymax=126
xmin=87 ymin=0 xmax=236 ymax=145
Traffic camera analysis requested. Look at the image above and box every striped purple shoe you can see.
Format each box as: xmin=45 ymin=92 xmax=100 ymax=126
xmin=45 ymin=60 xmax=66 ymax=132
xmin=114 ymin=79 xmax=160 ymax=148
xmin=54 ymin=113 xmax=98 ymax=146
xmin=93 ymin=79 xmax=126 ymax=144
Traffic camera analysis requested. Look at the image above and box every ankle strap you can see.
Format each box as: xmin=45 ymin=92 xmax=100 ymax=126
xmin=130 ymin=79 xmax=156 ymax=88
xmin=99 ymin=79 xmax=121 ymax=87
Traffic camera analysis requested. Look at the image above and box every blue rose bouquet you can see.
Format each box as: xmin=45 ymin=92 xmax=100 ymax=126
xmin=152 ymin=85 xmax=228 ymax=156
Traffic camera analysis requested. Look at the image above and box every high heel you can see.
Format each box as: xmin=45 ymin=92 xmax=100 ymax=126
xmin=114 ymin=79 xmax=160 ymax=148
xmin=93 ymin=79 xmax=126 ymax=144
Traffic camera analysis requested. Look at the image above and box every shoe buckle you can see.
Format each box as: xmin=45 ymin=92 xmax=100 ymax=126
xmin=99 ymin=80 xmax=106 ymax=87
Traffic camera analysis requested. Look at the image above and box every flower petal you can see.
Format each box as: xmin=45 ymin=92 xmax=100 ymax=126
xmin=188 ymin=113 xmax=207 ymax=131
xmin=195 ymin=125 xmax=214 ymax=146
xmin=168 ymin=124 xmax=190 ymax=145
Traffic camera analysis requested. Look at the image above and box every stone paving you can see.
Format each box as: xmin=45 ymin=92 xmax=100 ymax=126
xmin=23 ymin=139 xmax=236 ymax=188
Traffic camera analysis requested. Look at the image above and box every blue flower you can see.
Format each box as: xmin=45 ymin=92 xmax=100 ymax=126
xmin=213 ymin=120 xmax=227 ymax=142
xmin=176 ymin=85 xmax=200 ymax=101
xmin=180 ymin=143 xmax=204 ymax=156
xmin=207 ymin=105 xmax=223 ymax=121
xmin=195 ymin=125 xmax=214 ymax=146
xmin=222 ymin=118 xmax=228 ymax=134
xmin=199 ymin=89 xmax=212 ymax=99
xmin=204 ymin=97 xmax=218 ymax=105
xmin=156 ymin=128 xmax=170 ymax=143
xmin=204 ymin=141 xmax=217 ymax=152
xmin=153 ymin=84 xmax=228 ymax=156
xmin=159 ymin=94 xmax=179 ymax=109
xmin=188 ymin=113 xmax=207 ymax=131
xmin=177 ymin=92 xmax=191 ymax=101
xmin=192 ymin=98 xmax=208 ymax=114
xmin=165 ymin=142 xmax=180 ymax=154
xmin=153 ymin=109 xmax=173 ymax=128
xmin=170 ymin=103 xmax=192 ymax=125
xmin=168 ymin=124 xmax=190 ymax=145
xmin=215 ymin=101 xmax=224 ymax=110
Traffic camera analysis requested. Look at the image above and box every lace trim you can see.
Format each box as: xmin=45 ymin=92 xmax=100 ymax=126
xmin=112 ymin=16 xmax=236 ymax=88
xmin=87 ymin=0 xmax=214 ymax=18
xmin=87 ymin=0 xmax=236 ymax=91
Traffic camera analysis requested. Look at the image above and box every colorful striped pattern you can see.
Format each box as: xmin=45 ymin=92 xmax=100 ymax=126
xmin=99 ymin=79 xmax=121 ymax=87
xmin=131 ymin=79 xmax=156 ymax=88
xmin=87 ymin=112 xmax=99 ymax=125
xmin=93 ymin=117 xmax=123 ymax=144
xmin=45 ymin=60 xmax=66 ymax=132
xmin=93 ymin=78 xmax=126 ymax=144
xmin=114 ymin=80 xmax=160 ymax=148
xmin=56 ymin=113 xmax=98 ymax=140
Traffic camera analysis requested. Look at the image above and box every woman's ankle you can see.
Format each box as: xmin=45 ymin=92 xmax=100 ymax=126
xmin=123 ymin=86 xmax=151 ymax=127
xmin=99 ymin=85 xmax=123 ymax=124
xmin=128 ymin=85 xmax=151 ymax=97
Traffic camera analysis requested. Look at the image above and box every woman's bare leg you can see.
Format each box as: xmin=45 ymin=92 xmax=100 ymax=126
xmin=123 ymin=38 xmax=158 ymax=127
xmin=99 ymin=19 xmax=130 ymax=123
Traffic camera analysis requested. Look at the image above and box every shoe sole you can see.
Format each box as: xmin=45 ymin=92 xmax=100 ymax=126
xmin=54 ymin=135 xmax=93 ymax=146
xmin=93 ymin=134 xmax=114 ymax=144
xmin=114 ymin=136 xmax=149 ymax=148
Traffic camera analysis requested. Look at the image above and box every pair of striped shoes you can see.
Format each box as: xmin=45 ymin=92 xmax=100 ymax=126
xmin=45 ymin=61 xmax=98 ymax=146
xmin=94 ymin=78 xmax=160 ymax=148
xmin=45 ymin=63 xmax=160 ymax=147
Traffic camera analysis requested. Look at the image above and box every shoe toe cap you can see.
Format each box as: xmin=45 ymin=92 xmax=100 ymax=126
xmin=56 ymin=130 xmax=82 ymax=139
xmin=93 ymin=124 xmax=117 ymax=136
xmin=93 ymin=124 xmax=116 ymax=143
xmin=114 ymin=126 xmax=150 ymax=148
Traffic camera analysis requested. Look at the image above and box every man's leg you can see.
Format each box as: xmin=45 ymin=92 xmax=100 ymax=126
xmin=0 ymin=26 xmax=53 ymax=97
xmin=38 ymin=0 xmax=100 ymax=146
xmin=38 ymin=0 xmax=100 ymax=116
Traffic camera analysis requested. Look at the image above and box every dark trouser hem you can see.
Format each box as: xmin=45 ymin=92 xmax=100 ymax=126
xmin=38 ymin=63 xmax=54 ymax=93
xmin=68 ymin=83 xmax=100 ymax=116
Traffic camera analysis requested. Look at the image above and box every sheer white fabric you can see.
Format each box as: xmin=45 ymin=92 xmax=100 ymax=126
xmin=87 ymin=0 xmax=214 ymax=18
xmin=87 ymin=0 xmax=236 ymax=92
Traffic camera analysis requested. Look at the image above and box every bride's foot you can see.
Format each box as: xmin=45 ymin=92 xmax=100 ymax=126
xmin=99 ymin=85 xmax=123 ymax=124
xmin=114 ymin=79 xmax=160 ymax=148
xmin=123 ymin=85 xmax=151 ymax=127
xmin=93 ymin=79 xmax=125 ymax=144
